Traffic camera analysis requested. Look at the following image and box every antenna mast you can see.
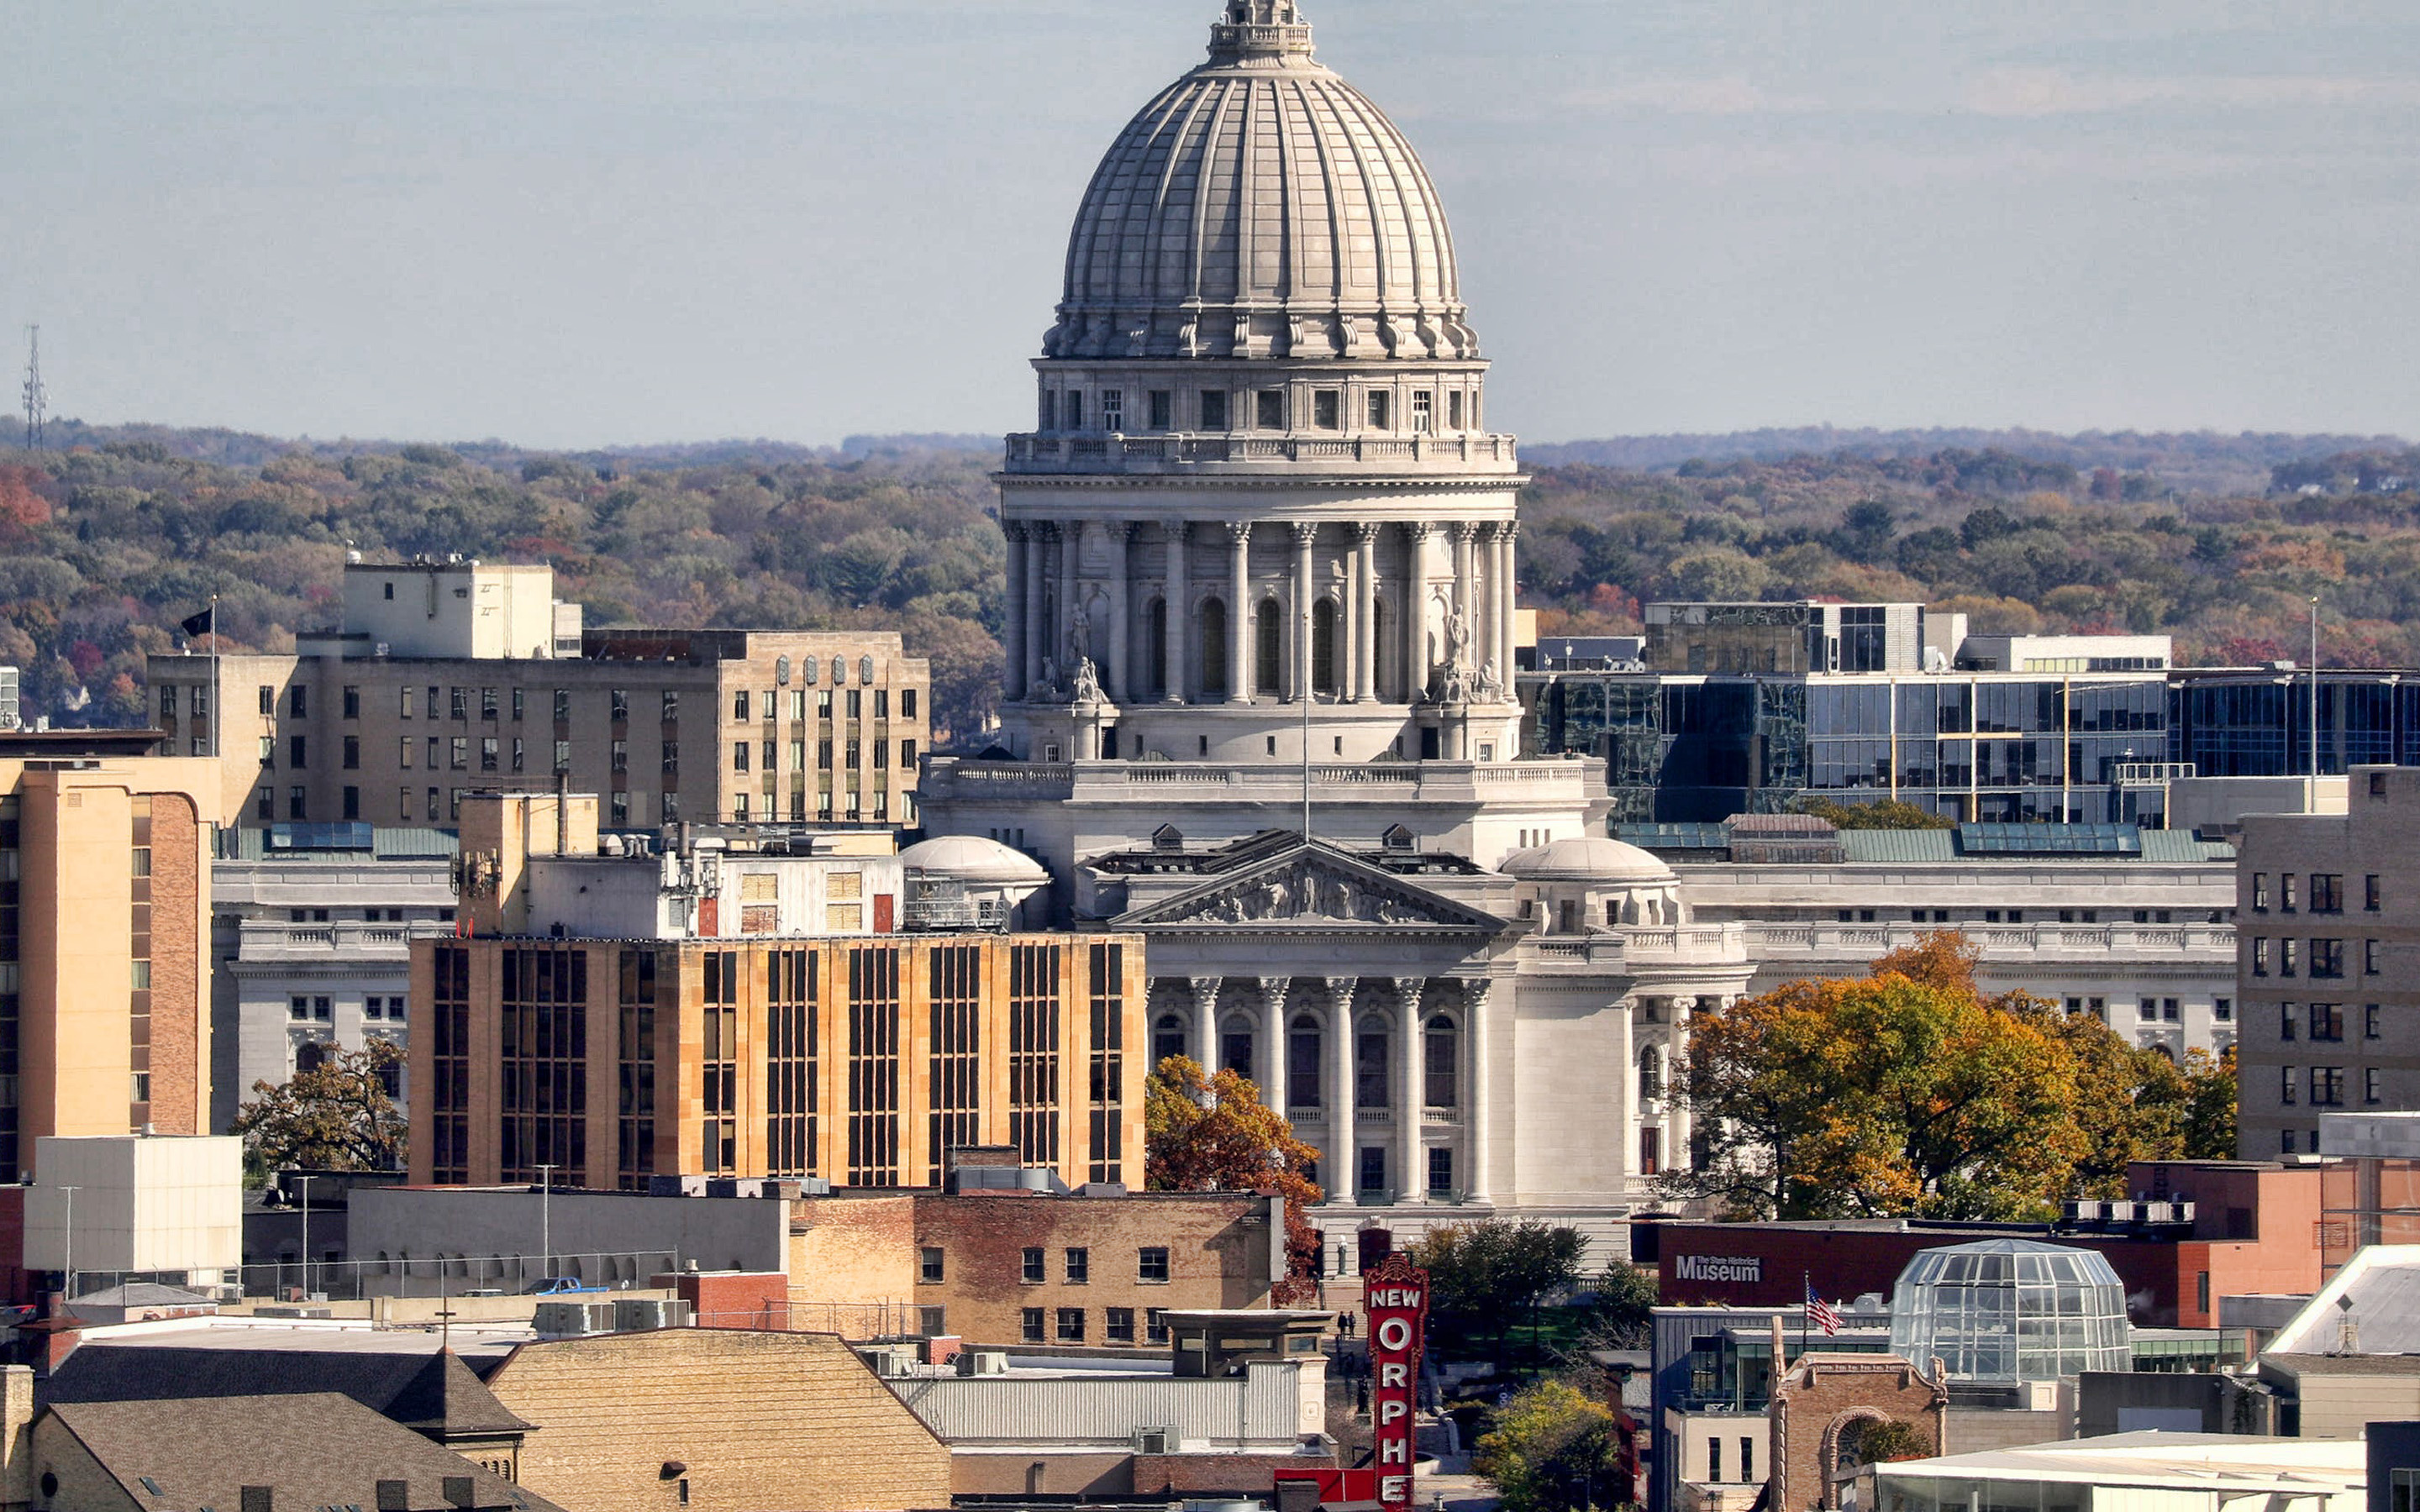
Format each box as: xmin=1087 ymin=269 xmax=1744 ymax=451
xmin=20 ymin=327 xmax=45 ymax=450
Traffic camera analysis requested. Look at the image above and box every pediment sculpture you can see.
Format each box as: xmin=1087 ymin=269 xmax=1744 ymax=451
xmin=1160 ymin=858 xmax=1473 ymax=929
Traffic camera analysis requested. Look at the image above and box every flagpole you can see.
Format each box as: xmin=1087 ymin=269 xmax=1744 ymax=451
xmin=208 ymin=592 xmax=219 ymax=759
xmin=1799 ymin=1270 xmax=1809 ymax=1363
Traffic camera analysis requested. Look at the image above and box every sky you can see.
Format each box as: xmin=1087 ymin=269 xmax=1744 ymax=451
xmin=5 ymin=0 xmax=2418 ymax=450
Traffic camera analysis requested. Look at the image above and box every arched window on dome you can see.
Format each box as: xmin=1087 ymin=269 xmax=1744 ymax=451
xmin=1255 ymin=601 xmax=1282 ymax=697
xmin=1312 ymin=600 xmax=1338 ymax=696
xmin=1639 ymin=1045 xmax=1665 ymax=1103
xmin=1148 ymin=600 xmax=1169 ymax=698
xmin=1423 ymin=1015 xmax=1459 ymax=1109
xmin=1201 ymin=600 xmax=1229 ymax=698
xmin=1288 ymin=1016 xmax=1322 ymax=1108
xmin=1154 ymin=1014 xmax=1186 ymax=1068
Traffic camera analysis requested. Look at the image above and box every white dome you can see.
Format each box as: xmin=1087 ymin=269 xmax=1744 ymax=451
xmin=897 ymin=836 xmax=1052 ymax=887
xmin=1044 ymin=2 xmax=1478 ymax=364
xmin=1500 ymin=836 xmax=1676 ymax=886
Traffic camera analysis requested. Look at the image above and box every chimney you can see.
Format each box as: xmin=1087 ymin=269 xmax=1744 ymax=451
xmin=376 ymin=1481 xmax=409 ymax=1511
xmin=444 ymin=1475 xmax=476 ymax=1508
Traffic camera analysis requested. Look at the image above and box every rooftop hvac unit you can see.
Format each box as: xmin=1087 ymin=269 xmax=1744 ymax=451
xmin=534 ymin=1300 xmax=612 ymax=1338
xmin=865 ymin=1347 xmax=917 ymax=1378
xmin=957 ymin=1351 xmax=1010 ymax=1377
xmin=2104 ymin=1201 xmax=2138 ymax=1223
xmin=615 ymin=1297 xmax=687 ymax=1333
xmin=1134 ymin=1429 xmax=1174 ymax=1456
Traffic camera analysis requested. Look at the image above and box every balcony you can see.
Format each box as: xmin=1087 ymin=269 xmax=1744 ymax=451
xmin=234 ymin=919 xmax=450 ymax=963
xmin=1001 ymin=431 xmax=1520 ymax=478
xmin=924 ymin=758 xmax=1600 ymax=811
xmin=1523 ymin=925 xmax=1752 ymax=973
xmin=1742 ymin=920 xmax=2235 ymax=963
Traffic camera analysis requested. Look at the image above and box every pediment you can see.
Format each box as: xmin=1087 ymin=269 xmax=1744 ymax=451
xmin=1115 ymin=842 xmax=1506 ymax=935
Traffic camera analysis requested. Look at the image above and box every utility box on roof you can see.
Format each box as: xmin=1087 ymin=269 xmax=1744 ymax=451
xmin=23 ymin=1136 xmax=242 ymax=1278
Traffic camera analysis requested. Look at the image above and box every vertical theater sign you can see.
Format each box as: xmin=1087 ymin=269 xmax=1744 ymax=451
xmin=1365 ymin=1252 xmax=1430 ymax=1512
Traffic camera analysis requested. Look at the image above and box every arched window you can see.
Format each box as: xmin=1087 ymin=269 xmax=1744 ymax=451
xmin=1219 ymin=1021 xmax=1255 ymax=1079
xmin=1255 ymin=601 xmax=1283 ymax=696
xmin=860 ymin=655 xmax=876 ymax=685
xmin=1423 ymin=1016 xmax=1458 ymax=1108
xmin=296 ymin=1042 xmax=328 ymax=1075
xmin=1202 ymin=600 xmax=1229 ymax=697
xmin=1312 ymin=600 xmax=1338 ymax=696
xmin=1288 ymin=1016 xmax=1323 ymax=1107
xmin=1639 ymin=1045 xmax=1665 ymax=1102
xmin=829 ymin=655 xmax=847 ymax=686
xmin=1153 ymin=1013 xmax=1186 ymax=1068
xmin=1148 ymin=600 xmax=1169 ymax=697
xmin=1355 ymin=1021 xmax=1391 ymax=1108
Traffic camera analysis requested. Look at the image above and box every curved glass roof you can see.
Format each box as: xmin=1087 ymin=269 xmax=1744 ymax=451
xmin=1888 ymin=1239 xmax=2131 ymax=1384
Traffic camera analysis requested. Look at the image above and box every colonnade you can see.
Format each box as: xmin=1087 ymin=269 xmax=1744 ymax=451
xmin=1152 ymin=974 xmax=1493 ymax=1206
xmin=1002 ymin=517 xmax=1520 ymax=709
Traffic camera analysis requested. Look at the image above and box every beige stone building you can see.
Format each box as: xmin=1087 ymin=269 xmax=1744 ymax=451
xmin=0 ymin=748 xmax=222 ymax=1179
xmin=148 ymin=559 xmax=930 ymax=833
xmin=2234 ymin=765 xmax=2420 ymax=1157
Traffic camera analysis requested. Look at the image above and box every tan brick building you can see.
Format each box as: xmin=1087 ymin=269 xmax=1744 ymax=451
xmin=483 ymin=1329 xmax=951 ymax=1512
xmin=148 ymin=560 xmax=930 ymax=832
xmin=408 ymin=932 xmax=1145 ymax=1194
xmin=2236 ymin=765 xmax=2420 ymax=1157
xmin=0 ymin=750 xmax=221 ymax=1179
xmin=1765 ymin=1351 xmax=1946 ymax=1512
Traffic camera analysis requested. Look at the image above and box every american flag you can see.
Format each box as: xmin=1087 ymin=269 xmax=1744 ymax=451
xmin=1806 ymin=1278 xmax=1841 ymax=1336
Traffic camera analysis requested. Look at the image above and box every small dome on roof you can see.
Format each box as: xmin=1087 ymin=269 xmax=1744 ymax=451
xmin=1499 ymin=836 xmax=1675 ymax=885
xmin=897 ymin=836 xmax=1051 ymax=887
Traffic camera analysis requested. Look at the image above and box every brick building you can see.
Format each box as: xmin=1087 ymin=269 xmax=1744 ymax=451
xmin=2236 ymin=765 xmax=2420 ymax=1157
xmin=0 ymin=753 xmax=222 ymax=1179
xmin=1766 ymin=1348 xmax=1946 ymax=1512
xmin=148 ymin=559 xmax=930 ymax=832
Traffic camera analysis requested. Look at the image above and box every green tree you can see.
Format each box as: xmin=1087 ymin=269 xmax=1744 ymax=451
xmin=1790 ymin=797 xmax=1954 ymax=831
xmin=1411 ymin=1219 xmax=1589 ymax=1359
xmin=229 ymin=1040 xmax=408 ymax=1171
xmin=1144 ymin=1055 xmax=1325 ymax=1304
xmin=1473 ymin=1380 xmax=1623 ymax=1512
xmin=2183 ymin=1046 xmax=2238 ymax=1159
xmin=1584 ymin=1260 xmax=1659 ymax=1349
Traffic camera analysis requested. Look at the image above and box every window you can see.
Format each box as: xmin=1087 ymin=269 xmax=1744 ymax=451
xmin=342 ymin=685 xmax=360 ymax=720
xmin=1040 ymin=390 xmax=1056 ymax=431
xmin=920 ymin=1247 xmax=944 ymax=1284
xmin=449 ymin=686 xmax=466 ymax=721
xmin=289 ymin=735 xmax=308 ymax=769
xmin=450 ymin=736 xmax=468 ymax=770
xmin=555 ymin=740 xmax=571 ymax=774
xmin=2312 ymin=938 xmax=2343 ymax=978
xmin=288 ymin=685 xmax=308 ymax=718
xmin=2281 ymin=874 xmax=2299 ymax=912
xmin=1106 ymin=1307 xmax=1136 ymax=1344
xmin=342 ymin=736 xmax=360 ymax=770
xmin=2312 ymin=874 xmax=2344 ymax=913
xmin=903 ymin=689 xmax=918 ymax=720
xmin=734 ymin=743 xmax=750 ymax=774
xmin=513 ymin=689 xmax=524 ymax=722
xmin=734 ymin=690 xmax=750 ymax=722
xmin=1021 ymin=1308 xmax=1045 ymax=1344
xmin=2215 ymin=997 xmax=2233 ymax=1021
xmin=1428 ymin=1146 xmax=1454 ymax=1198
xmin=1145 ymin=1307 xmax=1171 ymax=1344
xmin=2281 ymin=1066 xmax=2299 ymax=1105
xmin=2311 ymin=1066 xmax=2345 ymax=1106
xmin=342 ymin=785 xmax=360 ymax=820
xmin=2139 ymin=999 xmax=2157 ymax=1022
xmin=480 ymin=738 xmax=497 ymax=772
xmin=1639 ymin=1127 xmax=1662 ymax=1176
xmin=1411 ymin=391 xmax=1433 ymax=433
xmin=1313 ymin=390 xmax=1340 ymax=429
xmin=1200 ymin=389 xmax=1227 ymax=429
xmin=1065 ymin=391 xmax=1083 ymax=428
xmin=2368 ymin=874 xmax=2382 ymax=911
xmin=398 ymin=786 xmax=413 ymax=820
xmin=1449 ymin=390 xmax=1465 ymax=429
xmin=612 ymin=689 xmax=629 ymax=722
xmin=2281 ymin=938 xmax=2299 ymax=977
xmin=554 ymin=689 xmax=571 ymax=722
xmin=2253 ymin=938 xmax=2270 ymax=976
xmin=426 ymin=686 xmax=440 ymax=719
xmin=2253 ymin=874 xmax=2270 ymax=911
xmin=401 ymin=687 xmax=415 ymax=720
xmin=288 ymin=786 xmax=307 ymax=820
xmin=512 ymin=738 xmax=525 ymax=774
xmin=1101 ymin=389 xmax=1123 ymax=433
xmin=1138 ymin=1247 xmax=1170 ymax=1284
xmin=1709 ymin=1439 xmax=1723 ymax=1484
xmin=1255 ymin=389 xmax=1283 ymax=429
xmin=289 ymin=995 xmax=311 ymax=1021
xmin=1148 ymin=390 xmax=1171 ymax=430
xmin=260 ymin=736 xmax=276 ymax=769
xmin=1065 ymin=1248 xmax=1089 ymax=1284
xmin=1741 ymin=1437 xmax=1754 ymax=1484
xmin=1367 ymin=391 xmax=1391 ymax=429
xmin=481 ymin=687 xmax=497 ymax=722
xmin=2370 ymin=1068 xmax=2386 ymax=1105
xmin=2367 ymin=939 xmax=2381 ymax=975
xmin=2164 ymin=998 xmax=2180 ymax=1021
xmin=2368 ymin=1004 xmax=2382 ymax=1039
xmin=2280 ymin=1003 xmax=2297 ymax=1041
xmin=1022 ymin=1247 xmax=1045 ymax=1284
xmin=1056 ymin=1308 xmax=1086 ymax=1342
xmin=2309 ymin=1002 xmax=2344 ymax=1042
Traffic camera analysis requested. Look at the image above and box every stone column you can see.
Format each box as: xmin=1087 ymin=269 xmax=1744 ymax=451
xmin=1616 ymin=997 xmax=1639 ymax=1191
xmin=1165 ymin=522 xmax=1191 ymax=705
xmin=1188 ymin=978 xmax=1221 ymax=1073
xmin=1023 ymin=526 xmax=1050 ymax=694
xmin=1107 ymin=522 xmax=1133 ymax=703
xmin=1002 ymin=522 xmax=1029 ymax=702
xmin=1353 ymin=523 xmax=1380 ymax=705
xmin=1464 ymin=979 xmax=1493 ymax=1204
xmin=1325 ymin=978 xmax=1358 ymax=1200
xmin=1670 ymin=996 xmax=1700 ymax=1179
xmin=1450 ymin=523 xmax=1478 ymax=649
xmin=1392 ymin=979 xmax=1426 ymax=1203
xmin=1226 ymin=522 xmax=1254 ymax=705
xmin=1059 ymin=520 xmax=1086 ymax=677
xmin=1497 ymin=523 xmax=1521 ymax=690
xmin=1402 ymin=523 xmax=1432 ymax=702
xmin=1292 ymin=522 xmax=1317 ymax=703
xmin=1256 ymin=978 xmax=1292 ymax=1114
xmin=1478 ymin=522 xmax=1503 ymax=685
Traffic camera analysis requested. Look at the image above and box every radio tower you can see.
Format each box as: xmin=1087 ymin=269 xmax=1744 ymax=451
xmin=20 ymin=326 xmax=45 ymax=450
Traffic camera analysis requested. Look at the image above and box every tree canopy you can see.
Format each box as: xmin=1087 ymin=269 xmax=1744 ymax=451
xmin=1669 ymin=933 xmax=2217 ymax=1221
xmin=1472 ymin=1380 xmax=1625 ymax=1512
xmin=229 ymin=1040 xmax=408 ymax=1173
xmin=1410 ymin=1219 xmax=1590 ymax=1359
xmin=1790 ymin=797 xmax=1955 ymax=831
xmin=1144 ymin=1054 xmax=1324 ymax=1304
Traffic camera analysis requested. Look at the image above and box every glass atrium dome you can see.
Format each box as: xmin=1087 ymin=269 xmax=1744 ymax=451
xmin=1888 ymin=1239 xmax=2131 ymax=1383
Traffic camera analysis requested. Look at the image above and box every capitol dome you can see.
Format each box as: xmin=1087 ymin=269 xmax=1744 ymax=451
xmin=1044 ymin=1 xmax=1478 ymax=364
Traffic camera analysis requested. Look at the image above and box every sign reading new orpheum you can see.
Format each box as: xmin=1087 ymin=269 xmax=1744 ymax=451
xmin=1365 ymin=1252 xmax=1430 ymax=1512
xmin=1671 ymin=1253 xmax=1764 ymax=1284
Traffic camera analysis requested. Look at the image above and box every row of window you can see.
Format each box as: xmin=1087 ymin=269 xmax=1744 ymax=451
xmin=1836 ymin=907 xmax=2209 ymax=926
xmin=733 ymin=686 xmax=911 ymax=721
xmin=288 ymin=995 xmax=408 ymax=1022
xmin=166 ymin=677 xmax=917 ymax=727
xmin=2251 ymin=872 xmax=2381 ymax=914
xmin=1040 ymin=385 xmax=1470 ymax=437
xmin=918 ymin=1245 xmax=1171 ymax=1286
xmin=1018 ymin=1305 xmax=1167 ymax=1346
xmin=2275 ymin=1002 xmax=2386 ymax=1042
xmin=734 ymin=739 xmax=913 ymax=773
xmin=2277 ymin=1064 xmax=2385 ymax=1106
xmin=2249 ymin=937 xmax=2376 ymax=978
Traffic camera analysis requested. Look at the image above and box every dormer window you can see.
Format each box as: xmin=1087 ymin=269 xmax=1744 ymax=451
xmin=1153 ymin=824 xmax=1185 ymax=852
xmin=1382 ymin=824 xmax=1414 ymax=852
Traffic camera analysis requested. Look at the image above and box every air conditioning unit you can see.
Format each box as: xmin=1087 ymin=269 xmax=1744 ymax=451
xmin=1134 ymin=1429 xmax=1174 ymax=1456
xmin=2104 ymin=1201 xmax=2138 ymax=1223
xmin=534 ymin=1300 xmax=610 ymax=1338
xmin=615 ymin=1298 xmax=689 ymax=1333
xmin=957 ymin=1351 xmax=1010 ymax=1377
xmin=864 ymin=1346 xmax=917 ymax=1378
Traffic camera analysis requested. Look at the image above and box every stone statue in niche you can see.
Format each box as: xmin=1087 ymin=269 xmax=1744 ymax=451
xmin=1038 ymin=654 xmax=1061 ymax=701
xmin=1476 ymin=658 xmax=1502 ymax=702
xmin=1069 ymin=606 xmax=1092 ymax=665
xmin=1071 ymin=658 xmax=1102 ymax=705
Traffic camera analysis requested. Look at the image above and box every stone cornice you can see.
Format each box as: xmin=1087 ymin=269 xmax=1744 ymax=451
xmin=995 ymin=473 xmax=1529 ymax=494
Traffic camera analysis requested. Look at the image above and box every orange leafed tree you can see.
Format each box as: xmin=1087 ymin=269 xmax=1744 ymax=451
xmin=1144 ymin=1054 xmax=1325 ymax=1304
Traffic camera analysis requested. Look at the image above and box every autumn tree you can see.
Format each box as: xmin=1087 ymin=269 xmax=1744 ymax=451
xmin=2183 ymin=1046 xmax=2239 ymax=1159
xmin=1473 ymin=1380 xmax=1624 ymax=1512
xmin=1670 ymin=933 xmax=2089 ymax=1221
xmin=1144 ymin=1055 xmax=1324 ymax=1304
xmin=229 ymin=1040 xmax=408 ymax=1172
xmin=1411 ymin=1220 xmax=1589 ymax=1359
xmin=1790 ymin=797 xmax=1954 ymax=831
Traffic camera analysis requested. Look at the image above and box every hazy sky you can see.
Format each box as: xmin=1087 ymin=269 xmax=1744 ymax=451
xmin=7 ymin=0 xmax=2417 ymax=449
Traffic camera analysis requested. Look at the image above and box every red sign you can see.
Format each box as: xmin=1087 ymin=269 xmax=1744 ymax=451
xmin=1364 ymin=1252 xmax=1429 ymax=1512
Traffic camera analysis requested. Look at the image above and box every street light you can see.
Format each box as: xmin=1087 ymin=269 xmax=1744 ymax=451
xmin=297 ymin=1174 xmax=314 ymax=1301
xmin=57 ymin=1185 xmax=80 ymax=1303
xmin=535 ymin=1163 xmax=556 ymax=1284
